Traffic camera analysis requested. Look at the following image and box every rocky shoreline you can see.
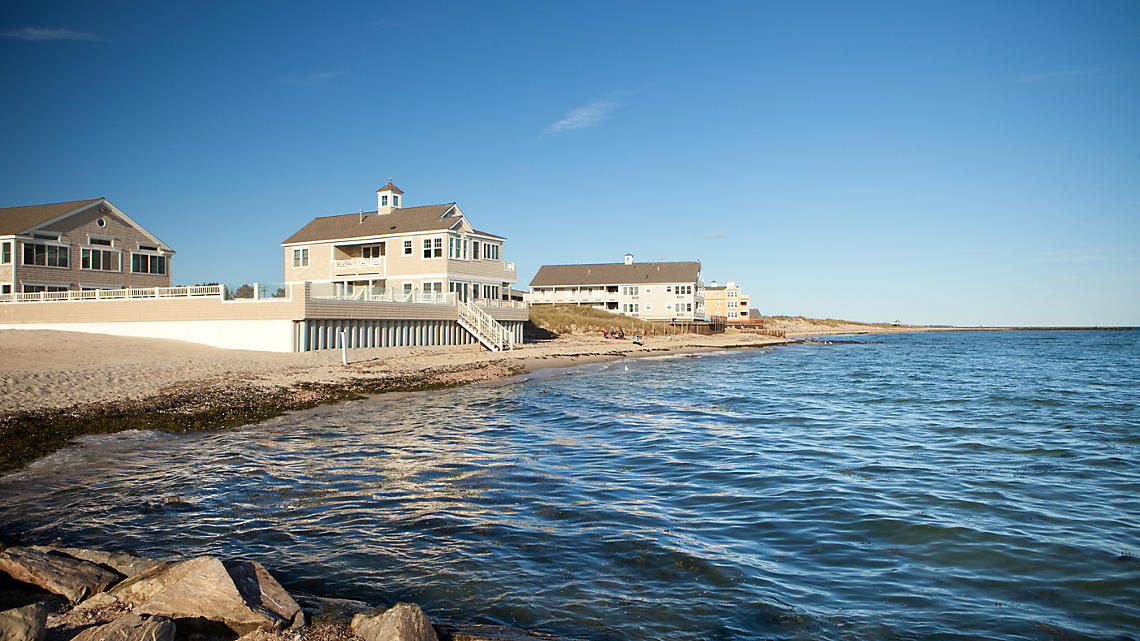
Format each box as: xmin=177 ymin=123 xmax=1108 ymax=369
xmin=0 ymin=541 xmax=571 ymax=641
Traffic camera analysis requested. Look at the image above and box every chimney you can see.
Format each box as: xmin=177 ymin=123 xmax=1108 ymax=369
xmin=623 ymin=253 xmax=633 ymax=265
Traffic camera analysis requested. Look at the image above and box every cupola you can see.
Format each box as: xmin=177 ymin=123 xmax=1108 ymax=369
xmin=624 ymin=253 xmax=634 ymax=265
xmin=376 ymin=180 xmax=404 ymax=214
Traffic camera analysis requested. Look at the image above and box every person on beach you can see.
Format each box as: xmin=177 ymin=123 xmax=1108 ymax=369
xmin=633 ymin=335 xmax=644 ymax=346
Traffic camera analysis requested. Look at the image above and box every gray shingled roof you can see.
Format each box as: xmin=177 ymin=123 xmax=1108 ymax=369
xmin=0 ymin=198 xmax=103 ymax=235
xmin=283 ymin=204 xmax=464 ymax=244
xmin=377 ymin=181 xmax=404 ymax=195
xmin=530 ymin=261 xmax=701 ymax=287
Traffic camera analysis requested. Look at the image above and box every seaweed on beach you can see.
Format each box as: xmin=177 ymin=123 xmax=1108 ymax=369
xmin=0 ymin=362 xmax=522 ymax=473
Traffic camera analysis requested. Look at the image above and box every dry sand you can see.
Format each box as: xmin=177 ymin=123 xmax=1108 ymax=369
xmin=0 ymin=329 xmax=795 ymax=413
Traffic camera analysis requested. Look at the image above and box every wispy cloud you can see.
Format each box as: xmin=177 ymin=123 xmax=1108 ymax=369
xmin=704 ymin=232 xmax=726 ymax=239
xmin=282 ymin=70 xmax=348 ymax=87
xmin=1019 ymin=68 xmax=1097 ymax=83
xmin=544 ymin=99 xmax=621 ymax=135
xmin=1 ymin=27 xmax=101 ymax=42
xmin=1034 ymin=249 xmax=1138 ymax=264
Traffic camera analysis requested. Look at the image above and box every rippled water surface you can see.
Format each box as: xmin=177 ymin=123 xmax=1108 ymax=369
xmin=3 ymin=330 xmax=1139 ymax=640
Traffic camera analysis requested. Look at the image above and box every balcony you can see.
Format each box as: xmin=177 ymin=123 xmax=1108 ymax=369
xmin=332 ymin=257 xmax=386 ymax=275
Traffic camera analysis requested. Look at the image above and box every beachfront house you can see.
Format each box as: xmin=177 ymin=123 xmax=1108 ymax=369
xmin=703 ymin=280 xmax=752 ymax=321
xmin=282 ymin=182 xmax=517 ymax=303
xmin=527 ymin=254 xmax=704 ymax=322
xmin=0 ymin=198 xmax=174 ymax=297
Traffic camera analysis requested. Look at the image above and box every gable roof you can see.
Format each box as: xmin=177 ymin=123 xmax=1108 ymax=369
xmin=377 ymin=181 xmax=404 ymax=195
xmin=0 ymin=198 xmax=103 ymax=235
xmin=530 ymin=260 xmax=701 ymax=287
xmin=284 ymin=203 xmax=465 ymax=244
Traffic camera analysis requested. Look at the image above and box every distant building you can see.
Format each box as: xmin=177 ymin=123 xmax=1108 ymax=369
xmin=527 ymin=254 xmax=704 ymax=321
xmin=0 ymin=198 xmax=174 ymax=297
xmin=703 ymin=280 xmax=751 ymax=321
xmin=281 ymin=182 xmax=517 ymax=303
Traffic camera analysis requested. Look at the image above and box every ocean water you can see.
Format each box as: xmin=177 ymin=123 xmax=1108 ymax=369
xmin=1 ymin=330 xmax=1138 ymax=640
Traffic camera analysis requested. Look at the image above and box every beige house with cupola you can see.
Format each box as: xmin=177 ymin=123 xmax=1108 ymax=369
xmin=282 ymin=182 xmax=517 ymax=304
xmin=0 ymin=198 xmax=174 ymax=298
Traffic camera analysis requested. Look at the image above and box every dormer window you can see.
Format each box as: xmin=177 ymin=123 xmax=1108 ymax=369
xmin=392 ymin=195 xmax=399 ymax=207
xmin=381 ymin=195 xmax=388 ymax=207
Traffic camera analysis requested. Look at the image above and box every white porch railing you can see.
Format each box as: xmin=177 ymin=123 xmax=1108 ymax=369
xmin=457 ymin=298 xmax=513 ymax=351
xmin=333 ymin=257 xmax=386 ymax=272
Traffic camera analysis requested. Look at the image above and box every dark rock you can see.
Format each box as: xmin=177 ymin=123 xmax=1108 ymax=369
xmin=110 ymin=556 xmax=301 ymax=635
xmin=291 ymin=593 xmax=374 ymax=627
xmin=0 ymin=602 xmax=47 ymax=641
xmin=70 ymin=613 xmax=175 ymax=641
xmin=0 ymin=549 xmax=123 ymax=603
xmin=31 ymin=548 xmax=161 ymax=579
xmin=351 ymin=603 xmax=437 ymax=641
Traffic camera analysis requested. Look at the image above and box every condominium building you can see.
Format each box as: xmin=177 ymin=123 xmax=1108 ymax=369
xmin=527 ymin=254 xmax=704 ymax=321
xmin=703 ymin=280 xmax=751 ymax=321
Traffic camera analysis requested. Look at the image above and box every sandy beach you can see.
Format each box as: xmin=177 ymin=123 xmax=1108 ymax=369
xmin=0 ymin=329 xmax=799 ymax=414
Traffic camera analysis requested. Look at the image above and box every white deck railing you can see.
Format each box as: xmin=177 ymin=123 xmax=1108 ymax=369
xmin=2 ymin=285 xmax=223 ymax=304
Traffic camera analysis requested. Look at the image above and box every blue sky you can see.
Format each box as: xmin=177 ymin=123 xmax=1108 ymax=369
xmin=2 ymin=1 xmax=1137 ymax=326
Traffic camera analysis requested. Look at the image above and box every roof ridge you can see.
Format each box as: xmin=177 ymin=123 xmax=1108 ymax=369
xmin=311 ymin=202 xmax=456 ymax=220
xmin=0 ymin=197 xmax=103 ymax=212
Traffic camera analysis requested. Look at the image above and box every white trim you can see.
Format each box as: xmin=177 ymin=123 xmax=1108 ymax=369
xmin=282 ymin=227 xmax=461 ymax=248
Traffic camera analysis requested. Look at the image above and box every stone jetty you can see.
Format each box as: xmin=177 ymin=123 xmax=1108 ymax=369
xmin=0 ymin=543 xmax=574 ymax=641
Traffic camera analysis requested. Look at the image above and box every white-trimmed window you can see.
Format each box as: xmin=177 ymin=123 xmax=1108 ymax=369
xmin=131 ymin=252 xmax=167 ymax=275
xmin=380 ymin=195 xmax=388 ymax=207
xmin=1 ymin=241 xmax=10 ymax=264
xmin=392 ymin=195 xmax=399 ymax=207
xmin=486 ymin=243 xmax=500 ymax=260
xmin=362 ymin=244 xmax=384 ymax=258
xmin=728 ymin=311 xmax=739 ymax=318
xmin=402 ymin=282 xmax=413 ymax=296
xmin=423 ymin=281 xmax=443 ymax=295
xmin=23 ymin=240 xmax=69 ymax=268
xmin=621 ymin=286 xmax=639 ymax=297
xmin=1 ymin=285 xmax=10 ymax=295
xmin=623 ymin=303 xmax=640 ymax=314
xmin=82 ymin=246 xmax=121 ymax=271
xmin=675 ymin=284 xmax=693 ymax=296
xmin=422 ymin=237 xmax=442 ymax=259
xmin=292 ymin=247 xmax=309 ymax=267
xmin=403 ymin=240 xmax=413 ymax=255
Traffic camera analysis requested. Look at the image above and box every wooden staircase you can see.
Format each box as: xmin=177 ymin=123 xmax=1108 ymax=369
xmin=457 ymin=299 xmax=514 ymax=351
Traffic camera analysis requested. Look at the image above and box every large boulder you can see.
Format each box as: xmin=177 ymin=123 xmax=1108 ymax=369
xmin=0 ymin=602 xmax=46 ymax=641
xmin=70 ymin=613 xmax=175 ymax=641
xmin=352 ymin=603 xmax=438 ymax=641
xmin=0 ymin=548 xmax=123 ymax=603
xmin=110 ymin=556 xmax=302 ymax=634
xmin=32 ymin=547 xmax=161 ymax=579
